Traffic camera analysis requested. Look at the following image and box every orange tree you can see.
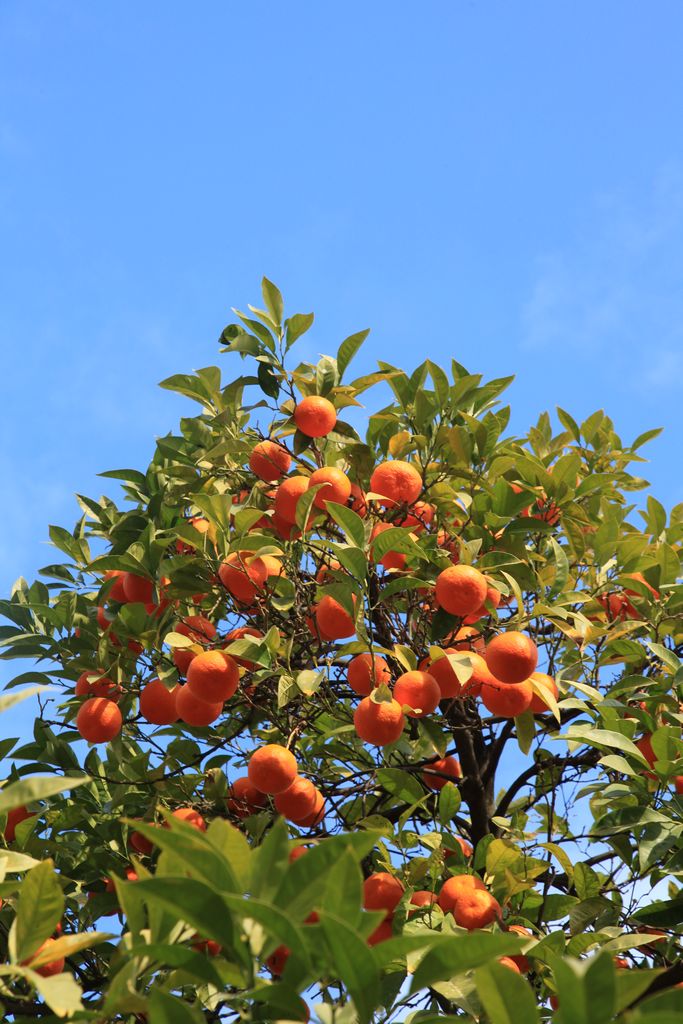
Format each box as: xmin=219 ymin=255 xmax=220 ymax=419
xmin=0 ymin=278 xmax=682 ymax=1024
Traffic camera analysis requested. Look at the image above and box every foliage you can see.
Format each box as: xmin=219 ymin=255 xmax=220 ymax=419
xmin=0 ymin=278 xmax=682 ymax=1023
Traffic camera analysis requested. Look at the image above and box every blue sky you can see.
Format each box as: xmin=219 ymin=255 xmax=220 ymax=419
xmin=1 ymin=2 xmax=683 ymax=732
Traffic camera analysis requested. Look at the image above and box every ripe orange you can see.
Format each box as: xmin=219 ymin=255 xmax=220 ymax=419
xmin=421 ymin=649 xmax=462 ymax=699
xmin=315 ymin=594 xmax=356 ymax=639
xmin=175 ymin=685 xmax=223 ymax=727
xmin=624 ymin=572 xmax=660 ymax=601
xmin=274 ymin=778 xmax=320 ymax=822
xmin=349 ymin=483 xmax=368 ymax=516
xmin=218 ymin=552 xmax=268 ymax=604
xmin=122 ymin=573 xmax=154 ymax=605
xmin=370 ymin=460 xmax=422 ymax=506
xmin=249 ymin=439 xmax=292 ymax=482
xmin=274 ymin=475 xmax=310 ymax=524
xmin=498 ymin=956 xmax=522 ymax=973
xmin=435 ymin=564 xmax=488 ymax=617
xmin=3 ymin=805 xmax=33 ymax=843
xmin=636 ymin=733 xmax=656 ymax=767
xmin=173 ymin=647 xmax=196 ymax=676
xmin=422 ymin=755 xmax=462 ymax=790
xmin=480 ymin=678 xmax=533 ymax=718
xmin=451 ymin=626 xmax=485 ymax=654
xmin=354 ymin=695 xmax=405 ymax=746
xmin=75 ymin=669 xmax=121 ymax=701
xmin=248 ymin=744 xmax=298 ymax=795
xmin=228 ymin=777 xmax=268 ymax=818
xmin=397 ymin=501 xmax=435 ymax=531
xmin=169 ymin=807 xmax=206 ymax=831
xmin=528 ymin=672 xmax=559 ymax=714
xmin=176 ymin=615 xmax=217 ymax=643
xmin=394 ymin=670 xmax=441 ymax=718
xmin=187 ymin=650 xmax=239 ymax=703
xmin=445 ymin=836 xmax=473 ymax=859
xmin=367 ymin=918 xmax=393 ymax=946
xmin=308 ymin=466 xmax=352 ymax=510
xmin=129 ymin=826 xmax=155 ymax=855
xmin=453 ymin=889 xmax=501 ymax=930
xmin=76 ymin=698 xmax=122 ymax=743
xmin=289 ymin=845 xmax=308 ymax=862
xmin=458 ymin=652 xmax=497 ymax=697
xmin=294 ymin=395 xmax=337 ymax=438
xmin=674 ymin=776 xmax=683 ymax=795
xmin=409 ymin=890 xmax=438 ymax=911
xmin=297 ymin=788 xmax=326 ymax=828
xmin=506 ymin=924 xmax=532 ymax=971
xmin=463 ymin=584 xmax=501 ymax=624
xmin=23 ymin=937 xmax=65 ymax=977
xmin=363 ymin=872 xmax=405 ymax=914
xmin=103 ymin=569 xmax=128 ymax=602
xmin=139 ymin=678 xmax=178 ymax=725
xmin=347 ymin=653 xmax=392 ymax=696
xmin=266 ymin=944 xmax=290 ymax=976
xmin=485 ymin=631 xmax=538 ymax=684
xmin=438 ymin=874 xmax=486 ymax=914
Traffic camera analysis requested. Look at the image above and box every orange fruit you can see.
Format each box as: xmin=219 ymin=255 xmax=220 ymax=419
xmin=438 ymin=874 xmax=486 ymax=914
xmin=294 ymin=395 xmax=337 ymax=438
xmin=187 ymin=650 xmax=239 ymax=703
xmin=453 ymin=888 xmax=501 ymax=930
xmin=169 ymin=807 xmax=206 ymax=831
xmin=23 ymin=937 xmax=65 ymax=977
xmin=316 ymin=559 xmax=342 ymax=585
xmin=297 ymin=788 xmax=326 ymax=828
xmin=122 ymin=573 xmax=154 ymax=605
xmin=76 ymin=698 xmax=122 ymax=743
xmin=674 ymin=776 xmax=683 ymax=794
xmin=266 ymin=944 xmax=290 ymax=976
xmin=139 ymin=678 xmax=178 ymax=725
xmin=173 ymin=647 xmax=196 ymax=676
xmin=103 ymin=570 xmax=128 ymax=602
xmin=421 ymin=649 xmax=463 ymax=699
xmin=347 ymin=653 xmax=391 ymax=696
xmin=636 ymin=733 xmax=656 ymax=767
xmin=248 ymin=744 xmax=298 ymax=795
xmin=397 ymin=501 xmax=434 ymax=531
xmin=249 ymin=439 xmax=292 ymax=482
xmin=228 ymin=777 xmax=268 ymax=818
xmin=363 ymin=872 xmax=405 ymax=914
xmin=367 ymin=918 xmax=393 ymax=946
xmin=422 ymin=755 xmax=462 ymax=790
xmin=409 ymin=890 xmax=438 ymax=911
xmin=480 ymin=678 xmax=533 ymax=717
xmin=75 ymin=669 xmax=121 ymax=701
xmin=218 ymin=552 xmax=268 ymax=604
xmin=498 ymin=956 xmax=522 ymax=973
xmin=528 ymin=672 xmax=559 ymax=714
xmin=315 ymin=594 xmax=356 ymax=639
xmin=349 ymin=483 xmax=368 ymax=516
xmin=308 ymin=467 xmax=352 ymax=510
xmin=445 ymin=836 xmax=473 ymax=859
xmin=463 ymin=584 xmax=501 ymax=624
xmin=289 ymin=845 xmax=308 ymax=862
xmin=435 ymin=564 xmax=488 ymax=617
xmin=175 ymin=685 xmax=223 ymax=726
xmin=274 ymin=778 xmax=320 ymax=822
xmin=176 ymin=615 xmax=216 ymax=643
xmin=624 ymin=572 xmax=660 ymax=600
xmin=3 ymin=805 xmax=33 ymax=843
xmin=485 ymin=631 xmax=538 ymax=684
xmin=354 ymin=695 xmax=405 ymax=746
xmin=370 ymin=460 xmax=422 ymax=506
xmin=274 ymin=475 xmax=310 ymax=524
xmin=129 ymin=827 xmax=155 ymax=856
xmin=394 ymin=670 xmax=441 ymax=718
xmin=451 ymin=626 xmax=485 ymax=654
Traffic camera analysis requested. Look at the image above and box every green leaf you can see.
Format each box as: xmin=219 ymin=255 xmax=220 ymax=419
xmin=319 ymin=910 xmax=380 ymax=1024
xmin=148 ymin=987 xmax=206 ymax=1024
xmin=474 ymin=961 xmax=539 ymax=1024
xmin=22 ymin=967 xmax=83 ymax=1017
xmin=411 ymin=933 xmax=525 ymax=991
xmin=12 ymin=859 xmax=64 ymax=962
xmin=551 ymin=951 xmax=616 ymax=1024
xmin=285 ymin=311 xmax=315 ymax=349
xmin=337 ymin=329 xmax=370 ymax=380
xmin=631 ymin=895 xmax=683 ymax=929
xmin=376 ymin=769 xmax=424 ymax=805
xmin=438 ymin=782 xmax=462 ymax=824
xmin=323 ymin=848 xmax=363 ymax=926
xmin=222 ymin=893 xmax=310 ymax=965
xmin=123 ymin=817 xmax=239 ymax=895
xmin=325 ymin=501 xmax=366 ymax=548
xmin=515 ymin=711 xmax=536 ymax=755
xmin=132 ymin=877 xmax=239 ymax=953
xmin=573 ymin=863 xmax=602 ymax=900
xmin=261 ymin=277 xmax=284 ymax=330
xmin=0 ymin=686 xmax=53 ymax=715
